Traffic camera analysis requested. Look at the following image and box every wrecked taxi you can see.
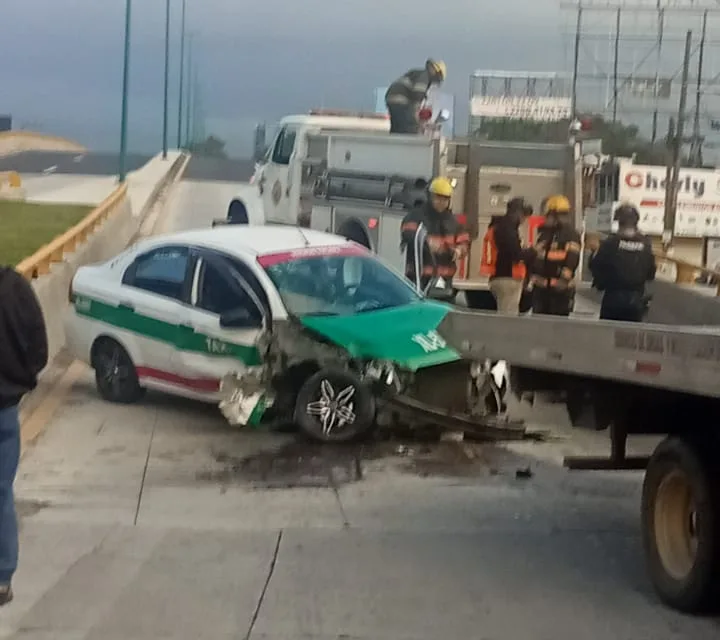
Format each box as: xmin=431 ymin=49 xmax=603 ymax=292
xmin=65 ymin=226 xmax=507 ymax=442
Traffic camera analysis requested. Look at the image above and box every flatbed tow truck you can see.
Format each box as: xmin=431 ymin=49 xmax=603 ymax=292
xmin=240 ymin=110 xmax=719 ymax=614
xmin=436 ymin=307 xmax=720 ymax=614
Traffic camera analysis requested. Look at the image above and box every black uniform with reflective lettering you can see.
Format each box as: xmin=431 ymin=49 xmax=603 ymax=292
xmin=589 ymin=231 xmax=656 ymax=322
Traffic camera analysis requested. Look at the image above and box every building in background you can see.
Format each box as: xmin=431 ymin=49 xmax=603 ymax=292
xmin=372 ymin=87 xmax=455 ymax=136
xmin=0 ymin=115 xmax=11 ymax=132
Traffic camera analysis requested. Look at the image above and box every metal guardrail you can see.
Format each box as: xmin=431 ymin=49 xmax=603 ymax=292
xmin=584 ymin=232 xmax=720 ymax=296
xmin=0 ymin=171 xmax=21 ymax=188
xmin=15 ymin=183 xmax=128 ymax=280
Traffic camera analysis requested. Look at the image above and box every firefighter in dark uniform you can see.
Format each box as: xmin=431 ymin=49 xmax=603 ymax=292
xmin=385 ymin=59 xmax=447 ymax=134
xmin=589 ymin=204 xmax=656 ymax=322
xmin=400 ymin=177 xmax=469 ymax=290
xmin=529 ymin=194 xmax=582 ymax=316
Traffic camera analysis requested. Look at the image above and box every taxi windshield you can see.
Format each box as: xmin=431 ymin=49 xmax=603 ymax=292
xmin=259 ymin=246 xmax=420 ymax=317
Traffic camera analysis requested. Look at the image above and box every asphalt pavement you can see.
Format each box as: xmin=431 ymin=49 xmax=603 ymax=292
xmin=4 ymin=179 xmax=718 ymax=639
xmin=182 ymin=155 xmax=256 ymax=182
xmin=0 ymin=151 xmax=152 ymax=176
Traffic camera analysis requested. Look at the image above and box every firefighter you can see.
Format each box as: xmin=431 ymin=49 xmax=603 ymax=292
xmin=400 ymin=176 xmax=469 ymax=291
xmin=385 ymin=59 xmax=447 ymax=134
xmin=480 ymin=197 xmax=535 ymax=315
xmin=589 ymin=204 xmax=656 ymax=322
xmin=530 ymin=194 xmax=582 ymax=316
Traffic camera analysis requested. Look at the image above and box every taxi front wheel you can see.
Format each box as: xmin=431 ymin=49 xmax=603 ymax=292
xmin=92 ymin=338 xmax=145 ymax=404
xmin=294 ymin=369 xmax=375 ymax=443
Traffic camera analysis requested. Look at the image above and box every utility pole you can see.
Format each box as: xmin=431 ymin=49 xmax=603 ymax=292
xmin=162 ymin=0 xmax=171 ymax=159
xmin=663 ymin=30 xmax=692 ymax=251
xmin=571 ymin=6 xmax=582 ymax=117
xmin=185 ymin=35 xmax=193 ymax=149
xmin=119 ymin=0 xmax=132 ymax=183
xmin=177 ymin=0 xmax=186 ymax=148
xmin=691 ymin=10 xmax=707 ymax=167
xmin=611 ymin=7 xmax=621 ymax=124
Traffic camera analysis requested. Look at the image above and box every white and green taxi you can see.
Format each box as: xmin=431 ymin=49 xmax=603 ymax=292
xmin=65 ymin=226 xmax=506 ymax=442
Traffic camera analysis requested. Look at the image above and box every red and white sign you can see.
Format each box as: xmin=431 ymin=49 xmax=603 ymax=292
xmin=618 ymin=159 xmax=720 ymax=237
xmin=257 ymin=243 xmax=369 ymax=267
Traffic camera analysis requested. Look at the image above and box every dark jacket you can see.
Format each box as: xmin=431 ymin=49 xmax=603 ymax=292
xmin=385 ymin=68 xmax=432 ymax=107
xmin=491 ymin=214 xmax=535 ymax=279
xmin=530 ymin=221 xmax=582 ymax=292
xmin=589 ymin=231 xmax=656 ymax=293
xmin=0 ymin=267 xmax=49 ymax=409
xmin=400 ymin=203 xmax=469 ymax=281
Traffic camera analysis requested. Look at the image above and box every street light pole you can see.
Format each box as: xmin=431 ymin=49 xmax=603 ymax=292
xmin=119 ymin=0 xmax=132 ymax=182
xmin=162 ymin=0 xmax=170 ymax=159
xmin=185 ymin=35 xmax=193 ymax=149
xmin=177 ymin=0 xmax=186 ymax=148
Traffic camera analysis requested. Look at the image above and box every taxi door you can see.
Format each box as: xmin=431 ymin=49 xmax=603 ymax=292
xmin=172 ymin=250 xmax=267 ymax=399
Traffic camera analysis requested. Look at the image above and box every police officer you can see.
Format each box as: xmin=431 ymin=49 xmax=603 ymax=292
xmin=589 ymin=204 xmax=656 ymax=322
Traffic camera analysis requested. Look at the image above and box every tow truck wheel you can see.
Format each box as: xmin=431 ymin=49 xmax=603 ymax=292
xmin=294 ymin=368 xmax=376 ymax=443
xmin=641 ymin=436 xmax=720 ymax=613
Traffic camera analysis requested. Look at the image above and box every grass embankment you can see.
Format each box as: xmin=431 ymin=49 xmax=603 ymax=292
xmin=0 ymin=201 xmax=92 ymax=266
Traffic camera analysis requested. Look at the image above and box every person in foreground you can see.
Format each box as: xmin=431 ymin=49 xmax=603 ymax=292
xmin=0 ymin=265 xmax=49 ymax=605
xmin=589 ymin=203 xmax=656 ymax=321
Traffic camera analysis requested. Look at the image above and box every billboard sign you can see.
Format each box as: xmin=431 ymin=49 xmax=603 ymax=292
xmin=470 ymin=96 xmax=572 ymax=121
xmin=373 ymin=87 xmax=455 ymax=135
xmin=626 ymin=76 xmax=672 ymax=100
xmin=617 ymin=159 xmax=720 ymax=237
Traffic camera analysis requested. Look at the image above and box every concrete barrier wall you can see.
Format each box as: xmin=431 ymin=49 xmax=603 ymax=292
xmin=25 ymin=152 xmax=187 ymax=367
xmin=33 ymin=194 xmax=137 ymax=363
xmin=0 ymin=131 xmax=86 ymax=156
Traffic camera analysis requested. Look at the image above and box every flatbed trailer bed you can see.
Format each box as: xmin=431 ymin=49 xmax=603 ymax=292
xmin=436 ymin=307 xmax=720 ymax=615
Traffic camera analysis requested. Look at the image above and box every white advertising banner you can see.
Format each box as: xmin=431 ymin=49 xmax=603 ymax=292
xmin=617 ymin=160 xmax=720 ymax=237
xmin=470 ymin=96 xmax=572 ymax=121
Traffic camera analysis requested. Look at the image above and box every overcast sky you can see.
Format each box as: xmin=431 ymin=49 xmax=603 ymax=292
xmin=2 ymin=0 xmax=574 ymax=156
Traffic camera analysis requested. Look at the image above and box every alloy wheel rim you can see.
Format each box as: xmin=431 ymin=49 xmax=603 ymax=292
xmin=306 ymin=379 xmax=357 ymax=436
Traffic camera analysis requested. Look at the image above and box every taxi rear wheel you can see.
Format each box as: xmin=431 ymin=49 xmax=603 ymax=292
xmin=92 ymin=338 xmax=145 ymax=404
xmin=294 ymin=369 xmax=375 ymax=443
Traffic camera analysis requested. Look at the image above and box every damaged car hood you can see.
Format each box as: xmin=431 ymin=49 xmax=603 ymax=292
xmin=298 ymin=301 xmax=459 ymax=371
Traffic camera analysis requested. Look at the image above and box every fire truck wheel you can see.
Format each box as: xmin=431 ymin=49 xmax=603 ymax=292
xmin=294 ymin=369 xmax=376 ymax=443
xmin=642 ymin=436 xmax=720 ymax=613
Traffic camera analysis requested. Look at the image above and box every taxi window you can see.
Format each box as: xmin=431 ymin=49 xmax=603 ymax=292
xmin=123 ymin=246 xmax=190 ymax=301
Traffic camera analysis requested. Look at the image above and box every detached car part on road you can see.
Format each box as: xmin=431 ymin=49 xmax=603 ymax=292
xmin=65 ymin=226 xmax=510 ymax=443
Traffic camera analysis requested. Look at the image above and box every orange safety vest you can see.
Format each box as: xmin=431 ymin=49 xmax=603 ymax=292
xmin=479 ymin=226 xmax=526 ymax=280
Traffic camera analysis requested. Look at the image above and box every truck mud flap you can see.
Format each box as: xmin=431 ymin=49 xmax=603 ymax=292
xmin=388 ymin=395 xmax=527 ymax=441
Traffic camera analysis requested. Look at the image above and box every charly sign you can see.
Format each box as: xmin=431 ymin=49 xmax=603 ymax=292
xmin=618 ymin=160 xmax=720 ymax=237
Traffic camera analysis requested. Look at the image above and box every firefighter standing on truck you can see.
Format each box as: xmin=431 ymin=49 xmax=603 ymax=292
xmin=530 ymin=194 xmax=582 ymax=316
xmin=385 ymin=59 xmax=447 ymax=134
xmin=400 ymin=177 xmax=469 ymax=290
xmin=480 ymin=197 xmax=535 ymax=315
xmin=589 ymin=203 xmax=656 ymax=321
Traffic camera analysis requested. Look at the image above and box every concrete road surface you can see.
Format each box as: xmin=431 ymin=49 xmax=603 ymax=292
xmin=0 ymin=151 xmax=152 ymax=176
xmin=5 ymin=179 xmax=718 ymax=639
xmin=182 ymin=156 xmax=256 ymax=182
